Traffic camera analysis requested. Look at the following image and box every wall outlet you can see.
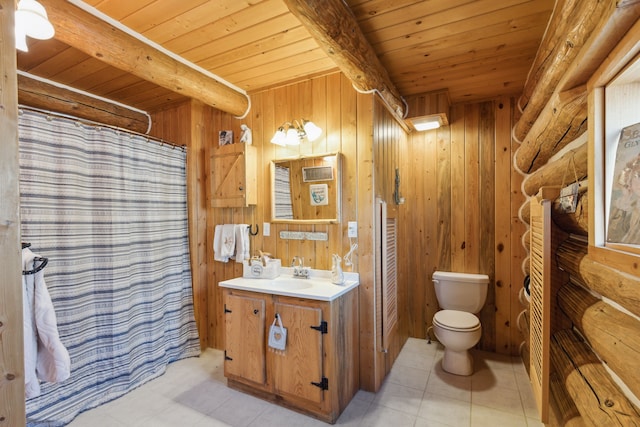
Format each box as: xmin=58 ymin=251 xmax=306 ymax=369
xmin=347 ymin=221 xmax=357 ymax=238
xmin=263 ymin=222 xmax=270 ymax=237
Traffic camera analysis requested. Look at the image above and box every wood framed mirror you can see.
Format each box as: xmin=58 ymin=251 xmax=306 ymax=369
xmin=271 ymin=153 xmax=341 ymax=224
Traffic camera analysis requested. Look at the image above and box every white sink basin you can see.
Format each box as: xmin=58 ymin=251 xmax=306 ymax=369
xmin=219 ymin=269 xmax=359 ymax=301
xmin=268 ymin=278 xmax=313 ymax=291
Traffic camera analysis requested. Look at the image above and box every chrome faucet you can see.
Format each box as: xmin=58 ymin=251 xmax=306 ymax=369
xmin=292 ymin=256 xmax=310 ymax=278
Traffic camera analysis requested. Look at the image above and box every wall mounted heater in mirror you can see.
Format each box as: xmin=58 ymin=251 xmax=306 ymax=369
xmin=271 ymin=153 xmax=341 ymax=224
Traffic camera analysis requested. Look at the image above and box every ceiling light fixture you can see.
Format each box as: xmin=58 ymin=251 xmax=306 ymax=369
xmin=271 ymin=119 xmax=322 ymax=146
xmin=15 ymin=0 xmax=55 ymax=53
xmin=406 ymin=113 xmax=448 ymax=132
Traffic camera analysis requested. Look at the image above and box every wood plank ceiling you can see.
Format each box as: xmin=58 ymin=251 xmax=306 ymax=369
xmin=17 ymin=0 xmax=554 ymax=113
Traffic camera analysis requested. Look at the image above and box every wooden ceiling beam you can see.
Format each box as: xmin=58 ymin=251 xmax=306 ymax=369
xmin=42 ymin=0 xmax=249 ymax=117
xmin=283 ymin=0 xmax=405 ymax=118
xmin=18 ymin=72 xmax=150 ymax=134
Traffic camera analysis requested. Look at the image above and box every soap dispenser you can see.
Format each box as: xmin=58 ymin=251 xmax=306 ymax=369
xmin=331 ymin=253 xmax=344 ymax=285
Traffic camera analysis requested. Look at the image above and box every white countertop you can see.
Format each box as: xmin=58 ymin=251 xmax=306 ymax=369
xmin=218 ymin=267 xmax=359 ymax=301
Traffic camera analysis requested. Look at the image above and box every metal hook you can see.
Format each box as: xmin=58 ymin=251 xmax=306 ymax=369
xmin=248 ymin=224 xmax=259 ymax=236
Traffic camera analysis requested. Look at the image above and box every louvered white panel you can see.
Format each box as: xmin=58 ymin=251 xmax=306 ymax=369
xmin=380 ymin=200 xmax=398 ymax=352
xmin=529 ymin=196 xmax=551 ymax=424
xmin=383 ymin=216 xmax=398 ymax=351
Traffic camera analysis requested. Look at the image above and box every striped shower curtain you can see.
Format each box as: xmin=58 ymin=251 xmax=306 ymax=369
xmin=19 ymin=109 xmax=200 ymax=426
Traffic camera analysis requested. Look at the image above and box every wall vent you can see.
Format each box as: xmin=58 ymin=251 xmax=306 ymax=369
xmin=302 ymin=166 xmax=333 ymax=182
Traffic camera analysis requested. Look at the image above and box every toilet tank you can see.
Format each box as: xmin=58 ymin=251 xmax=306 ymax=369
xmin=432 ymin=271 xmax=489 ymax=313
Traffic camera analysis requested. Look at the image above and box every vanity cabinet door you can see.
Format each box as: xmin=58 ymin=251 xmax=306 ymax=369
xmin=271 ymin=301 xmax=324 ymax=404
xmin=224 ymin=291 xmax=266 ymax=385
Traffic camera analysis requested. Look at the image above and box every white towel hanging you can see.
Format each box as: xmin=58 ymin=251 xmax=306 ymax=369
xmin=22 ymin=247 xmax=71 ymax=398
xmin=234 ymin=224 xmax=250 ymax=263
xmin=213 ymin=224 xmax=227 ymax=262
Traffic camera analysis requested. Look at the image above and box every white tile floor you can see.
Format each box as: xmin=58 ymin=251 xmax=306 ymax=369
xmin=68 ymin=338 xmax=543 ymax=427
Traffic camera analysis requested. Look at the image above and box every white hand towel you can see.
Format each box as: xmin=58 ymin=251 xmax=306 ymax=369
xmin=213 ymin=224 xmax=227 ymax=262
xmin=234 ymin=224 xmax=250 ymax=263
xmin=220 ymin=224 xmax=236 ymax=259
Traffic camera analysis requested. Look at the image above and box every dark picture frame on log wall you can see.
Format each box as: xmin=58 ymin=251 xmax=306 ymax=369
xmin=606 ymin=122 xmax=640 ymax=245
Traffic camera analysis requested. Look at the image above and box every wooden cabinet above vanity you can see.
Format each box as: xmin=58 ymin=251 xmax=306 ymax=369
xmin=211 ymin=142 xmax=257 ymax=208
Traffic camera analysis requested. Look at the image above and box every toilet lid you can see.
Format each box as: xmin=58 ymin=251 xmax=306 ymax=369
xmin=433 ymin=310 xmax=480 ymax=331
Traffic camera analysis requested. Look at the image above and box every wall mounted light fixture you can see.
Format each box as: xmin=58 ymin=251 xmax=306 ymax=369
xmin=15 ymin=0 xmax=55 ymax=53
xmin=271 ymin=119 xmax=322 ymax=146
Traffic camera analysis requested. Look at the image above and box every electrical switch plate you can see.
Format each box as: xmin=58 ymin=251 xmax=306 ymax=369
xmin=347 ymin=221 xmax=357 ymax=238
xmin=263 ymin=222 xmax=270 ymax=237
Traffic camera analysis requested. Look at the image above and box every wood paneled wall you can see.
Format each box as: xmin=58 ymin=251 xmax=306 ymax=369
xmin=149 ymin=79 xmax=528 ymax=389
xmin=149 ymin=100 xmax=210 ymax=348
xmin=372 ymin=98 xmax=408 ymax=376
xmin=161 ymin=73 xmax=385 ymax=390
xmin=400 ymin=97 xmax=526 ymax=354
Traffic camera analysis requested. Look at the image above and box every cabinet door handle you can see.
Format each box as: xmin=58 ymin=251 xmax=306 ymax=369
xmin=253 ymin=309 xmax=259 ymax=315
xmin=239 ymin=186 xmax=244 ymax=191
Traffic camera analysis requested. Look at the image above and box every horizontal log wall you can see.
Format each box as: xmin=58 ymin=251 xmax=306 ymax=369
xmin=18 ymin=73 xmax=150 ymax=134
xmin=551 ymin=329 xmax=640 ymax=426
xmin=550 ymin=373 xmax=585 ymax=427
xmin=556 ymin=237 xmax=640 ymax=318
xmin=522 ymin=138 xmax=587 ymax=197
xmin=515 ymin=85 xmax=587 ymax=174
xmin=513 ymin=2 xmax=640 ymax=424
xmin=557 ymin=280 xmax=640 ymax=399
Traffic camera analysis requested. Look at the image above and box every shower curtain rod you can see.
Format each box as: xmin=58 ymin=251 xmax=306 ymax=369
xmin=18 ymin=105 xmax=186 ymax=151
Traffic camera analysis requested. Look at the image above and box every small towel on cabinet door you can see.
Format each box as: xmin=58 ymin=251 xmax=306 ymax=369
xmin=234 ymin=224 xmax=250 ymax=264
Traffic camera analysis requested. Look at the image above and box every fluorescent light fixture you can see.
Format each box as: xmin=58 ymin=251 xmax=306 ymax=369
xmin=406 ymin=113 xmax=449 ymax=132
xmin=413 ymin=119 xmax=442 ymax=131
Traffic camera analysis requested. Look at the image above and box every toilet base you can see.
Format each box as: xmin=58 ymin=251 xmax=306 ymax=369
xmin=441 ymin=348 xmax=474 ymax=376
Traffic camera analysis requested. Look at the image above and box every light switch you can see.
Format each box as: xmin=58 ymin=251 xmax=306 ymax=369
xmin=263 ymin=222 xmax=270 ymax=236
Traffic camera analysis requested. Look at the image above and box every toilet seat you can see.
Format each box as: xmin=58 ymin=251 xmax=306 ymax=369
xmin=433 ymin=310 xmax=480 ymax=332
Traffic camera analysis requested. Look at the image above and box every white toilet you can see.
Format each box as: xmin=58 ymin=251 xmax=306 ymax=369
xmin=432 ymin=271 xmax=489 ymax=376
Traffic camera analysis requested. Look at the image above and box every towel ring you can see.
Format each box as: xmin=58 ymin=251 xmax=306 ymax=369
xmin=248 ymin=224 xmax=259 ymax=236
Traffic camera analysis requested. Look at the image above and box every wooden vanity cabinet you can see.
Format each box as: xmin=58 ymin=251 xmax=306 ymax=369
xmin=222 ymin=288 xmax=359 ymax=424
xmin=210 ymin=142 xmax=257 ymax=207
